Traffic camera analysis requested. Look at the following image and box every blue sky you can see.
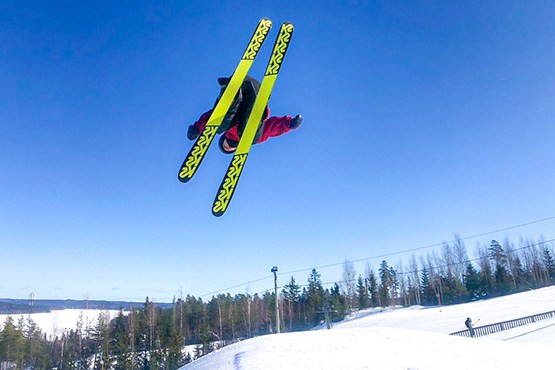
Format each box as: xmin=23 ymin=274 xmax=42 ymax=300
xmin=1 ymin=1 xmax=555 ymax=302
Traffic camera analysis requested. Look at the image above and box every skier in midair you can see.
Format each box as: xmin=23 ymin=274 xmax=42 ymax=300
xmin=187 ymin=75 xmax=302 ymax=153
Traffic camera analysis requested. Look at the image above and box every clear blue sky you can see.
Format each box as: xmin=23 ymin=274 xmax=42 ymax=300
xmin=2 ymin=1 xmax=555 ymax=302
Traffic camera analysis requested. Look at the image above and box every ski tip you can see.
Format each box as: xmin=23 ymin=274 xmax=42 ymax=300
xmin=178 ymin=169 xmax=193 ymax=183
xmin=212 ymin=208 xmax=225 ymax=217
xmin=282 ymin=21 xmax=294 ymax=29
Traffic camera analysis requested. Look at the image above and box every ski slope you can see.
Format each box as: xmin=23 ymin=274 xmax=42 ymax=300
xmin=330 ymin=285 xmax=555 ymax=337
xmin=181 ymin=286 xmax=555 ymax=369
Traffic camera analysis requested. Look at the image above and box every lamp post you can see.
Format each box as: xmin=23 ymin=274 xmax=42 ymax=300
xmin=271 ymin=266 xmax=280 ymax=333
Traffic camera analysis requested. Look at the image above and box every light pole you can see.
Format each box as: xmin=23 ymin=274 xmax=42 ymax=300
xmin=271 ymin=266 xmax=280 ymax=333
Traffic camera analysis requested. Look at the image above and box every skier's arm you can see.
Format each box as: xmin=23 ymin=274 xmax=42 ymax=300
xmin=256 ymin=115 xmax=300 ymax=143
xmin=187 ymin=110 xmax=213 ymax=140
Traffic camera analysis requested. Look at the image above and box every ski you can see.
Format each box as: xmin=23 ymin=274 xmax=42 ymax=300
xmin=212 ymin=22 xmax=294 ymax=217
xmin=178 ymin=18 xmax=273 ymax=183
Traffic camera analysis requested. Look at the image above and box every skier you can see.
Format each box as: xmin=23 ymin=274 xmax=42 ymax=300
xmin=465 ymin=317 xmax=475 ymax=338
xmin=187 ymin=76 xmax=302 ymax=154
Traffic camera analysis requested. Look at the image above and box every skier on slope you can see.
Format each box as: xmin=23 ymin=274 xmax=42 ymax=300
xmin=186 ymin=75 xmax=302 ymax=154
xmin=465 ymin=317 xmax=475 ymax=337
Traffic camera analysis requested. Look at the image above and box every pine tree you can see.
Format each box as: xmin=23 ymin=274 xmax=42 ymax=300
xmin=356 ymin=276 xmax=370 ymax=309
xmin=367 ymin=270 xmax=379 ymax=307
xmin=24 ymin=317 xmax=47 ymax=370
xmin=112 ymin=309 xmax=130 ymax=370
xmin=464 ymin=263 xmax=481 ymax=299
xmin=282 ymin=277 xmax=300 ymax=332
xmin=379 ymin=261 xmax=391 ymax=306
xmin=93 ymin=311 xmax=111 ymax=370
xmin=542 ymin=246 xmax=555 ymax=283
xmin=0 ymin=317 xmax=26 ymax=369
xmin=389 ymin=267 xmax=399 ymax=305
xmin=420 ymin=267 xmax=434 ymax=305
xmin=490 ymin=240 xmax=508 ymax=266
xmin=307 ymin=269 xmax=326 ymax=327
xmin=329 ymin=283 xmax=346 ymax=322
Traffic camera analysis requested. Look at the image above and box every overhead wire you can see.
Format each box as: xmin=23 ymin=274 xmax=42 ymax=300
xmin=198 ymin=216 xmax=555 ymax=298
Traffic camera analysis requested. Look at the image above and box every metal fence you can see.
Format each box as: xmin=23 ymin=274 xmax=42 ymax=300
xmin=450 ymin=310 xmax=555 ymax=338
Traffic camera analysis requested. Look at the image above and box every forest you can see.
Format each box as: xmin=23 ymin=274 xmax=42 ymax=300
xmin=1 ymin=236 xmax=554 ymax=370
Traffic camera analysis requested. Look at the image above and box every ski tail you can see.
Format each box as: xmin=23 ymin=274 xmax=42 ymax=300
xmin=178 ymin=18 xmax=273 ymax=183
xmin=212 ymin=22 xmax=294 ymax=217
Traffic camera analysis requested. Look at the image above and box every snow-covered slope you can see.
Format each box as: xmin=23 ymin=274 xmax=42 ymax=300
xmin=183 ymin=327 xmax=548 ymax=370
xmin=181 ymin=286 xmax=555 ymax=369
xmin=332 ymin=285 xmax=555 ymax=335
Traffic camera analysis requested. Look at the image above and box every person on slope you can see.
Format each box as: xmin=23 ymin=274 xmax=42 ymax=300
xmin=465 ymin=317 xmax=475 ymax=338
xmin=187 ymin=76 xmax=302 ymax=154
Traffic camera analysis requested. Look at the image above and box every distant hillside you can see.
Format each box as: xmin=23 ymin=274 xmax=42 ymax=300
xmin=0 ymin=298 xmax=172 ymax=314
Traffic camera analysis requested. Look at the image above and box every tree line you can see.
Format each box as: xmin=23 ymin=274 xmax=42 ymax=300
xmin=1 ymin=235 xmax=554 ymax=370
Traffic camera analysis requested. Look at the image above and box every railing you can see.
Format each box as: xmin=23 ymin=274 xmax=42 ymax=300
xmin=450 ymin=310 xmax=555 ymax=338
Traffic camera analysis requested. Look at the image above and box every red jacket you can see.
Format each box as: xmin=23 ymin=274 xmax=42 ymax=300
xmin=193 ymin=109 xmax=297 ymax=144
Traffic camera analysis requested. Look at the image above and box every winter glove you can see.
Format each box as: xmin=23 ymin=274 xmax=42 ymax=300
xmin=290 ymin=114 xmax=303 ymax=129
xmin=187 ymin=125 xmax=200 ymax=141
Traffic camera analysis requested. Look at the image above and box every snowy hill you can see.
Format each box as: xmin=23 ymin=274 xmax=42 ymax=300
xmin=181 ymin=286 xmax=555 ymax=369
xmin=331 ymin=285 xmax=555 ymax=336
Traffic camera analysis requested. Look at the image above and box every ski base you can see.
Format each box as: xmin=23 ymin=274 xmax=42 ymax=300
xmin=212 ymin=22 xmax=294 ymax=217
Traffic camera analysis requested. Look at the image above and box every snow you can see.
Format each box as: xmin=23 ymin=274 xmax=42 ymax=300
xmin=331 ymin=286 xmax=555 ymax=336
xmin=488 ymin=317 xmax=555 ymax=344
xmin=181 ymin=286 xmax=555 ymax=369
xmin=183 ymin=328 xmax=547 ymax=370
xmin=0 ymin=309 xmax=123 ymax=339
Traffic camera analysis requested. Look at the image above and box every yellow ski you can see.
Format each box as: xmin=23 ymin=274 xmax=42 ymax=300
xmin=178 ymin=18 xmax=272 ymax=183
xmin=212 ymin=22 xmax=294 ymax=217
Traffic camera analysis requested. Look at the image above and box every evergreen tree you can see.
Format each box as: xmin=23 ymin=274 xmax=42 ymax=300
xmin=389 ymin=267 xmax=399 ymax=305
xmin=112 ymin=309 xmax=131 ymax=370
xmin=494 ymin=264 xmax=510 ymax=294
xmin=464 ymin=263 xmax=481 ymax=299
xmin=490 ymin=240 xmax=508 ymax=267
xmin=306 ymin=269 xmax=326 ymax=327
xmin=356 ymin=276 xmax=370 ymax=309
xmin=420 ymin=267 xmax=435 ymax=305
xmin=490 ymin=240 xmax=510 ymax=294
xmin=0 ymin=317 xmax=26 ymax=369
xmin=93 ymin=311 xmax=111 ymax=370
xmin=24 ymin=317 xmax=48 ymax=370
xmin=329 ymin=283 xmax=346 ymax=322
xmin=282 ymin=277 xmax=300 ymax=332
xmin=542 ymin=246 xmax=555 ymax=283
xmin=367 ymin=270 xmax=379 ymax=307
xmin=379 ymin=261 xmax=391 ymax=306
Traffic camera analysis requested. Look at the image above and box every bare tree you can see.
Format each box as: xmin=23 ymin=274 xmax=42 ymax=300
xmin=409 ymin=254 xmax=421 ymax=306
xmin=453 ymin=234 xmax=468 ymax=284
xmin=441 ymin=242 xmax=454 ymax=280
xmin=396 ymin=261 xmax=409 ymax=306
xmin=504 ymin=237 xmax=518 ymax=289
xmin=341 ymin=259 xmax=356 ymax=313
xmin=146 ymin=300 xmax=157 ymax=351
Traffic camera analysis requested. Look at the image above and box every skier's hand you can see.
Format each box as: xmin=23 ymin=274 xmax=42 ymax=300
xmin=187 ymin=125 xmax=200 ymax=140
xmin=290 ymin=114 xmax=303 ymax=129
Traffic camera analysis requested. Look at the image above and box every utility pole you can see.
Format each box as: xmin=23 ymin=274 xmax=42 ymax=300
xmin=271 ymin=266 xmax=280 ymax=333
